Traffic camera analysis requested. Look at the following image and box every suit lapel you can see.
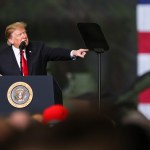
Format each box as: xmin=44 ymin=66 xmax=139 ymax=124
xmin=9 ymin=47 xmax=21 ymax=75
xmin=26 ymin=45 xmax=33 ymax=75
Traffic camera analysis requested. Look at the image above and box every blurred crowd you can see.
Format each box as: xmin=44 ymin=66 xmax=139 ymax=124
xmin=0 ymin=101 xmax=149 ymax=150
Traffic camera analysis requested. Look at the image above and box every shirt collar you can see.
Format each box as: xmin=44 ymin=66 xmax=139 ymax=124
xmin=12 ymin=45 xmax=20 ymax=56
xmin=12 ymin=45 xmax=26 ymax=55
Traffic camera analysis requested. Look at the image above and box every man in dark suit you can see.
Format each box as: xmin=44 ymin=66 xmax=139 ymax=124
xmin=0 ymin=22 xmax=88 ymax=76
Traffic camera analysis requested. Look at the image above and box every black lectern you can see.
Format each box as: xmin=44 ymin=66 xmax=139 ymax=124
xmin=0 ymin=75 xmax=62 ymax=116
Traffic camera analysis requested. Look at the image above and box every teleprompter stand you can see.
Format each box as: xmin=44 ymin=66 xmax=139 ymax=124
xmin=78 ymin=23 xmax=109 ymax=112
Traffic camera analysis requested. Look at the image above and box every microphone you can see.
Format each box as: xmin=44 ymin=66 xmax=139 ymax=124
xmin=19 ymin=41 xmax=26 ymax=76
xmin=19 ymin=41 xmax=26 ymax=50
xmin=42 ymin=104 xmax=69 ymax=126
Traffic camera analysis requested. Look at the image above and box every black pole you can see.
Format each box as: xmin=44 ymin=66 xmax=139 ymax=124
xmin=19 ymin=41 xmax=26 ymax=76
xmin=20 ymin=50 xmax=23 ymax=76
xmin=98 ymin=52 xmax=101 ymax=112
xmin=95 ymin=49 xmax=104 ymax=112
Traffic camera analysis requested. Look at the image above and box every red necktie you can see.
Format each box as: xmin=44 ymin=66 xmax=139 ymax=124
xmin=22 ymin=50 xmax=28 ymax=76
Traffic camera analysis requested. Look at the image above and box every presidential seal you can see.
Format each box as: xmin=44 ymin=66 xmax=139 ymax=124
xmin=7 ymin=82 xmax=33 ymax=108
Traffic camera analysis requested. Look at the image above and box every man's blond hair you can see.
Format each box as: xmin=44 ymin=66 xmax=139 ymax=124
xmin=5 ymin=22 xmax=27 ymax=45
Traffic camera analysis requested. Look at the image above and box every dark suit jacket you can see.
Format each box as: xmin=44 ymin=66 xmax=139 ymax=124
xmin=0 ymin=41 xmax=72 ymax=75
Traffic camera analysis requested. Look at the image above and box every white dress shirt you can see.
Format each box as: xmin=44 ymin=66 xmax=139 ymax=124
xmin=12 ymin=45 xmax=27 ymax=69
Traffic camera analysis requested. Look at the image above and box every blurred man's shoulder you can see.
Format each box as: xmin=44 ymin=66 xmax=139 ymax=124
xmin=0 ymin=44 xmax=10 ymax=53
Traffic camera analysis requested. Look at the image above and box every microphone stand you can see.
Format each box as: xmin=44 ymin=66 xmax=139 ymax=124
xmin=20 ymin=49 xmax=23 ymax=76
xmin=19 ymin=41 xmax=26 ymax=76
